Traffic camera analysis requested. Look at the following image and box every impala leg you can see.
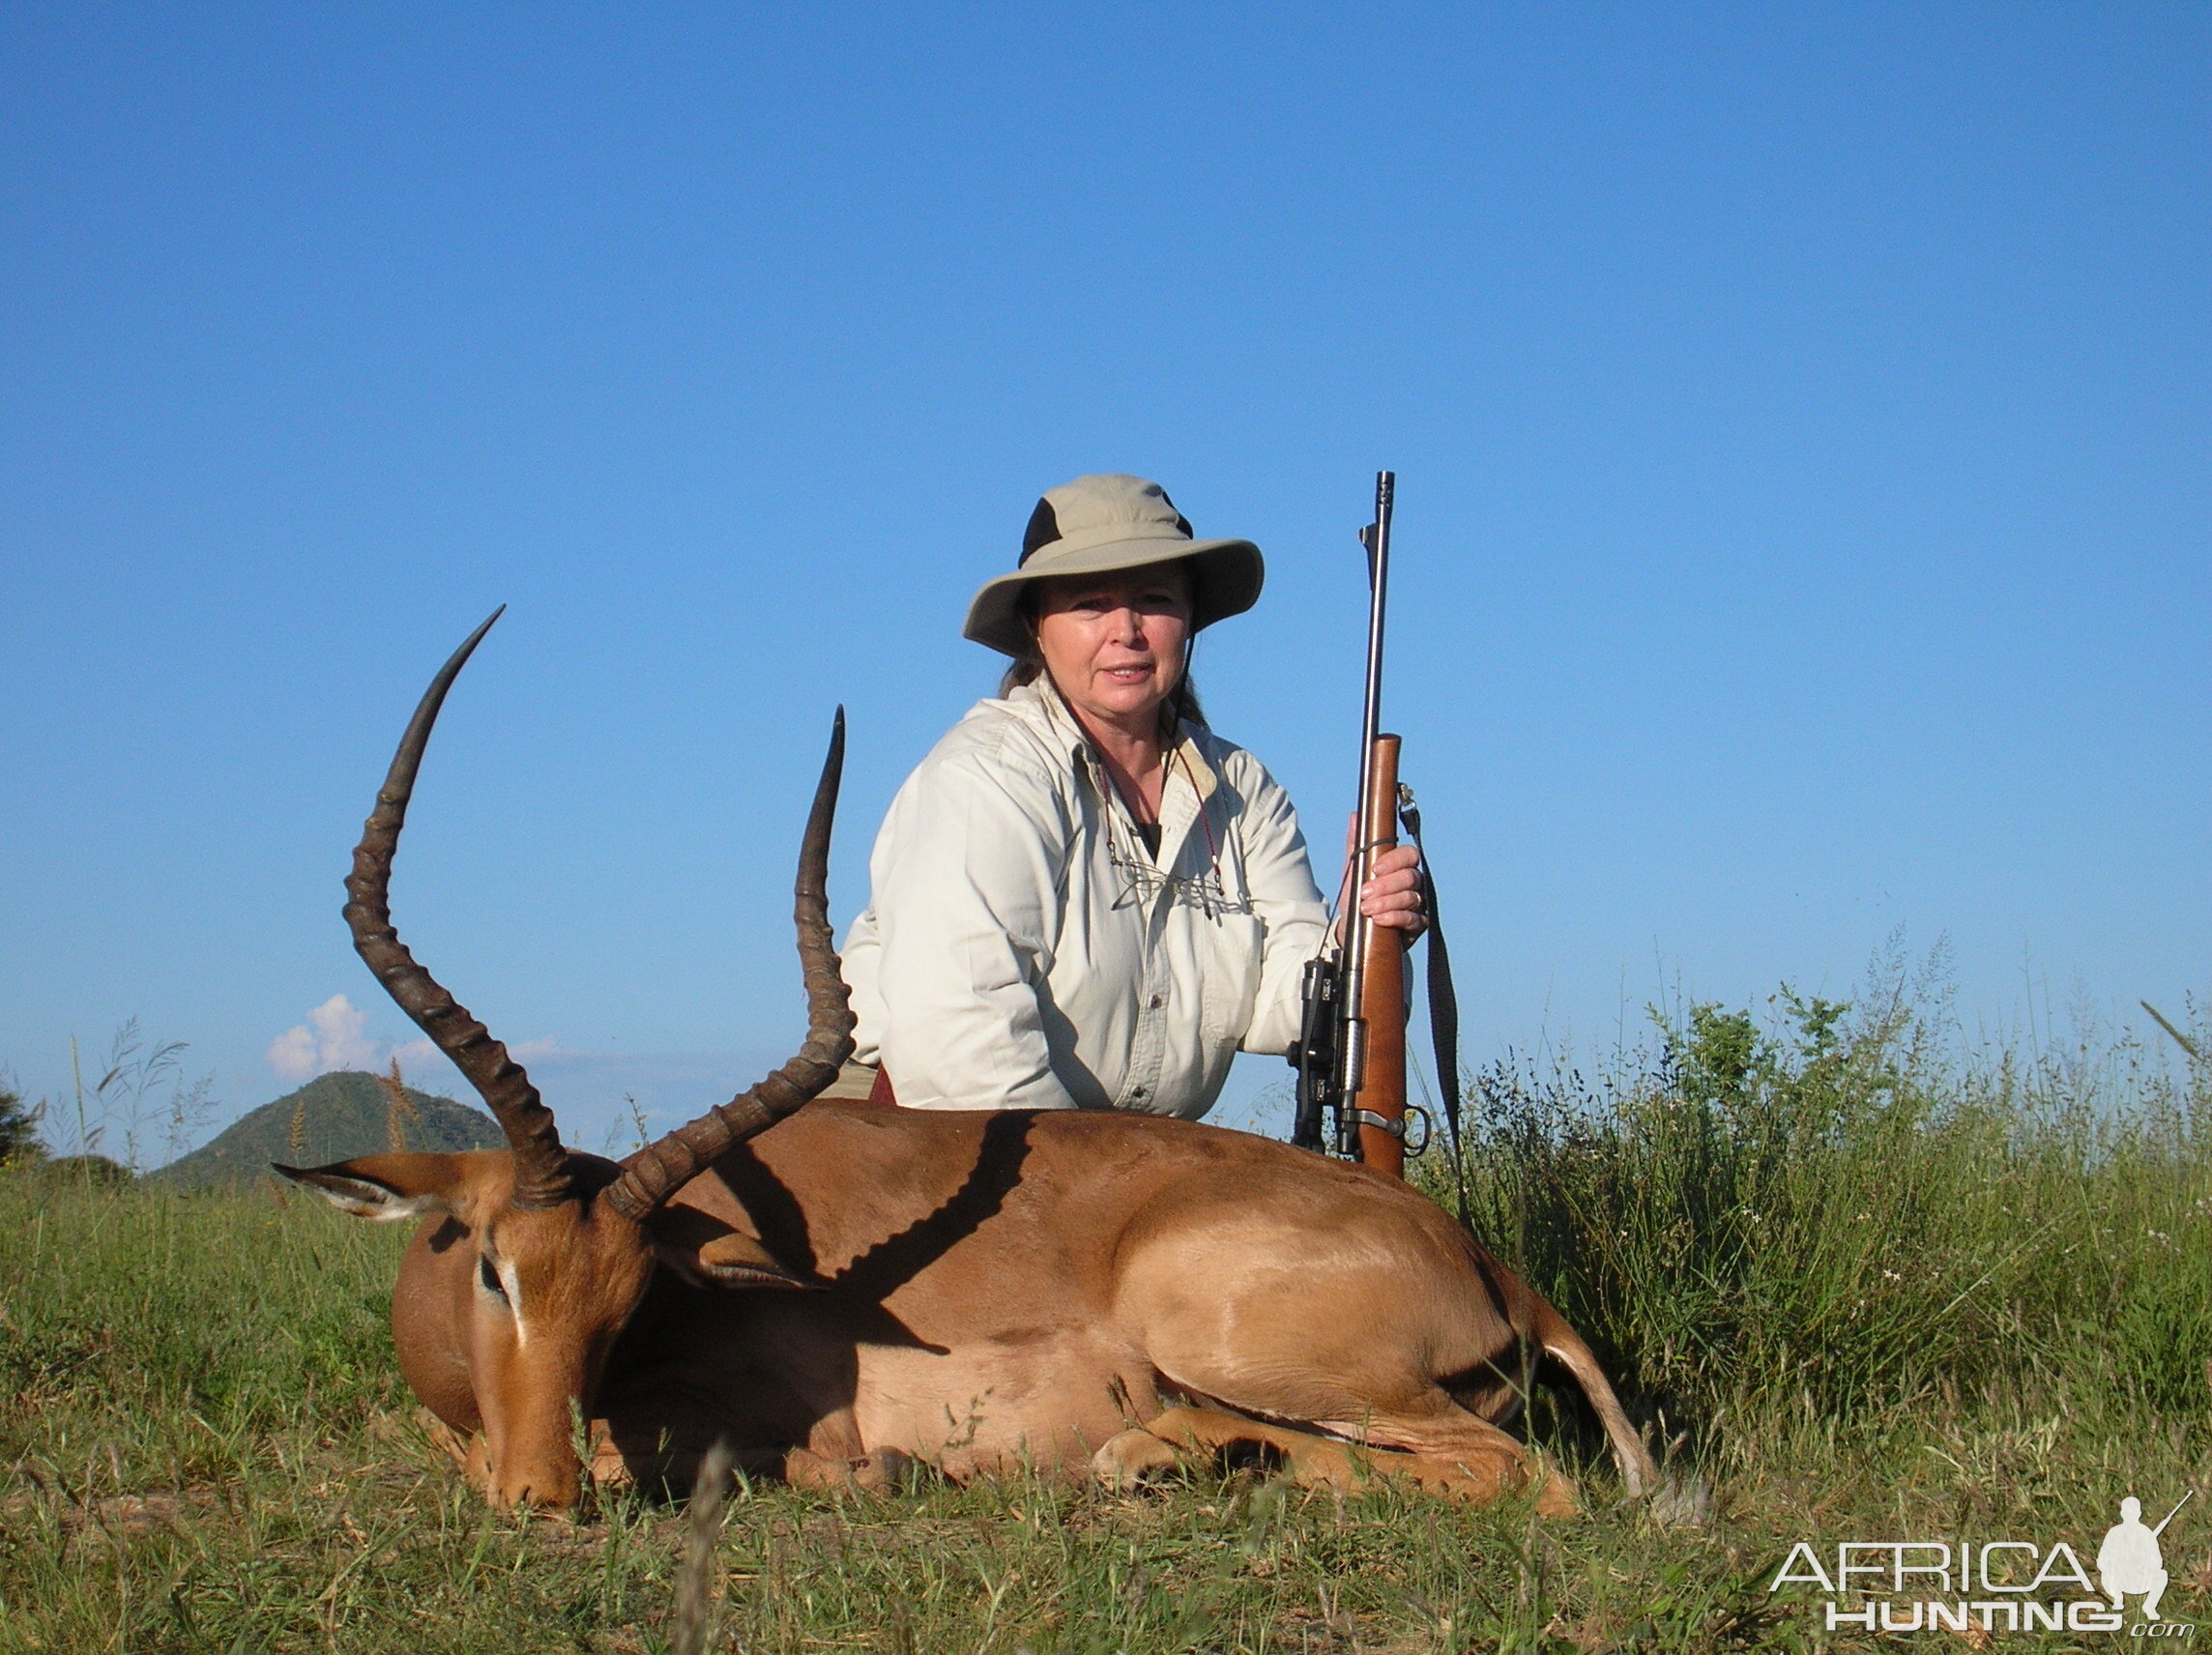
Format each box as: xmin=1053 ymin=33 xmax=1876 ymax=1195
xmin=1317 ymin=1393 xmax=1580 ymax=1516
xmin=1092 ymin=1408 xmax=1291 ymax=1491
xmin=462 ymin=1432 xmax=497 ymax=1496
xmin=408 ymin=1408 xmax=497 ymax=1497
xmin=1091 ymin=1425 xmax=1191 ymax=1490
xmin=586 ymin=1421 xmax=633 ymax=1489
xmin=782 ymin=1443 xmax=919 ymax=1493
xmin=415 ymin=1408 xmax=477 ymax=1474
xmin=1381 ymin=1444 xmax=1577 ymax=1514
xmin=783 ymin=1446 xmax=861 ymax=1490
xmin=1124 ymin=1401 xmax=1577 ymax=1513
xmin=1138 ymin=1406 xmax=1367 ymax=1491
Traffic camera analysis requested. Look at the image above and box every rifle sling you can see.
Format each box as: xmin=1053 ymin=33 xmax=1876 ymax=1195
xmin=1398 ymin=789 xmax=1470 ymax=1231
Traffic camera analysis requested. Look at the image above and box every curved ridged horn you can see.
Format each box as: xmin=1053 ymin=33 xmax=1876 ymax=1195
xmin=604 ymin=710 xmax=854 ymax=1222
xmin=344 ymin=608 xmax=573 ymax=1209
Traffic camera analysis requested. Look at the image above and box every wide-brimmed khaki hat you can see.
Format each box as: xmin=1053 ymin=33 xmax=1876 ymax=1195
xmin=963 ymin=474 xmax=1265 ymax=658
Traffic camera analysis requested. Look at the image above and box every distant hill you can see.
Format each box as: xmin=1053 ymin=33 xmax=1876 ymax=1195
xmin=151 ymin=1070 xmax=503 ymax=1189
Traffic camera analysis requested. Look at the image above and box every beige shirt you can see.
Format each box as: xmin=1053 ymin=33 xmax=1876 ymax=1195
xmin=840 ymin=679 xmax=1330 ymax=1116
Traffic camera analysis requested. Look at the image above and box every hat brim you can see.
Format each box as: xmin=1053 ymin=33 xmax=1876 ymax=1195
xmin=962 ymin=536 xmax=1265 ymax=657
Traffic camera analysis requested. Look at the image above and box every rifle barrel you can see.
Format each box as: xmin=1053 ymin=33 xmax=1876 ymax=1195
xmin=2152 ymin=1489 xmax=2194 ymax=1536
xmin=1338 ymin=470 xmax=1395 ymax=1146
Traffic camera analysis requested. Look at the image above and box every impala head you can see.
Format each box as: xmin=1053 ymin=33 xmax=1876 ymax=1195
xmin=279 ymin=610 xmax=853 ymax=1508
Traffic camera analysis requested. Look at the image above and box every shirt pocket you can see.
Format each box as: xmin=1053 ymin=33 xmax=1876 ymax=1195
xmin=1200 ymin=909 xmax=1266 ymax=1045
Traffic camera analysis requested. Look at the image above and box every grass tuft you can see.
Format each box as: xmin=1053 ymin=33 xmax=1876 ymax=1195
xmin=1424 ymin=970 xmax=2211 ymax=1478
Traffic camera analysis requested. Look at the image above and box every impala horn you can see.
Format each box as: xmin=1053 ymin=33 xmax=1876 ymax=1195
xmin=343 ymin=607 xmax=575 ymax=1209
xmin=603 ymin=709 xmax=855 ymax=1221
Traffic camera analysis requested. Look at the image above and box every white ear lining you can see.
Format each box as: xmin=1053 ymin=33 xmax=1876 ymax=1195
xmin=285 ymin=1171 xmax=450 ymax=1222
xmin=699 ymin=1261 xmax=819 ymax=1291
xmin=332 ymin=1187 xmax=447 ymax=1222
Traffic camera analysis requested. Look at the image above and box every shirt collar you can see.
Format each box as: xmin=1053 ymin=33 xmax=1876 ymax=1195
xmin=1009 ymin=677 xmax=1218 ymax=865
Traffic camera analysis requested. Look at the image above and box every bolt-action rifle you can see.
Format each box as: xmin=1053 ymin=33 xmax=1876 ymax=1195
xmin=1289 ymin=475 xmax=1468 ymax=1193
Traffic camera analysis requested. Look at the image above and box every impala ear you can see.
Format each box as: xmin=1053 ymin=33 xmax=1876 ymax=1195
xmin=646 ymin=1205 xmax=820 ymax=1291
xmin=275 ymin=1153 xmax=468 ymax=1221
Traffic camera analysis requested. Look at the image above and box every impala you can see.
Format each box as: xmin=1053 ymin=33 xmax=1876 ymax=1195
xmin=282 ymin=613 xmax=1659 ymax=1512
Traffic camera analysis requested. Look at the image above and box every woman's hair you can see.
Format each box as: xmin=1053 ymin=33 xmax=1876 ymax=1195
xmin=998 ymin=563 xmax=1208 ymax=727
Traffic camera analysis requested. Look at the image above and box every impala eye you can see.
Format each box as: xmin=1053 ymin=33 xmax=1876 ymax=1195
xmin=479 ymin=1254 xmax=508 ymax=1301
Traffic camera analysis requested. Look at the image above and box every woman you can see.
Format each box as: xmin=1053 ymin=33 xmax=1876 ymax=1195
xmin=838 ymin=473 xmax=1423 ymax=1116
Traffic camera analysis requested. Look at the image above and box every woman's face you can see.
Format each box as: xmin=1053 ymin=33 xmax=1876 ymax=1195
xmin=1031 ymin=564 xmax=1194 ymax=733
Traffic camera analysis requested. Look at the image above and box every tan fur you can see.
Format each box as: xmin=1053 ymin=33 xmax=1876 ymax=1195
xmin=1095 ymin=1405 xmax=1580 ymax=1514
xmin=313 ymin=625 xmax=1657 ymax=1512
xmin=305 ymin=1103 xmax=1658 ymax=1510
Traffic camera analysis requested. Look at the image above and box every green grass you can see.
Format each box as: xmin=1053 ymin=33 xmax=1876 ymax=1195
xmin=1437 ymin=977 xmax=2212 ymax=1457
xmin=3 ymin=980 xmax=2207 ymax=1652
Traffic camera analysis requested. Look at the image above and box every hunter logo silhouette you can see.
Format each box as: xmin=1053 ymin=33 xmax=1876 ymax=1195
xmin=2100 ymin=1492 xmax=2190 ymax=1621
xmin=1770 ymin=1486 xmax=2199 ymax=1636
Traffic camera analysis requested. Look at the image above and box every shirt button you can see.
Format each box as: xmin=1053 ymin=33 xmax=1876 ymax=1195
xmin=1148 ymin=993 xmax=1164 ymax=1009
xmin=1130 ymin=1086 xmax=1148 ymax=1099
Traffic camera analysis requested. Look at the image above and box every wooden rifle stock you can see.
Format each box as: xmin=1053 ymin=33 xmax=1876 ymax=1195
xmin=1352 ymin=734 xmax=1409 ymax=1176
xmin=1290 ymin=470 xmax=1417 ymax=1174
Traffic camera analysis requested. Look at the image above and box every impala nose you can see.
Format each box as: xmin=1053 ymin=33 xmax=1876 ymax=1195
xmin=487 ymin=1437 xmax=584 ymax=1510
xmin=497 ymin=1466 xmax=581 ymax=1511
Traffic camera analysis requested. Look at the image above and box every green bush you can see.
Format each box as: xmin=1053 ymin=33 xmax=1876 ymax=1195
xmin=0 ymin=1079 xmax=44 ymax=1170
xmin=1428 ymin=973 xmax=2212 ymax=1462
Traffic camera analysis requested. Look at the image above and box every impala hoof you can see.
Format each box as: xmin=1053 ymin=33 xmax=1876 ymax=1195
xmin=850 ymin=1448 xmax=917 ymax=1493
xmin=1530 ymin=1456 xmax=1581 ymax=1519
xmin=1092 ymin=1427 xmax=1186 ymax=1491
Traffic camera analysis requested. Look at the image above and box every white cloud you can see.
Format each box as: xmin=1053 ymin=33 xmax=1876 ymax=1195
xmin=308 ymin=995 xmax=379 ymax=1069
xmin=263 ymin=994 xmax=384 ymax=1083
xmin=263 ymin=1003 xmax=568 ymax=1092
xmin=390 ymin=1037 xmax=443 ymax=1072
xmin=265 ymin=1025 xmax=319 ymax=1083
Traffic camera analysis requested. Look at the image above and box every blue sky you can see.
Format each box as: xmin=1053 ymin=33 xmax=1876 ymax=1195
xmin=3 ymin=4 xmax=2204 ymax=1156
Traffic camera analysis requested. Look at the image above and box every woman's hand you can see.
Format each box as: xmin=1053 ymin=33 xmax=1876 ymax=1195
xmin=1358 ymin=843 xmax=1427 ymax=936
xmin=1335 ymin=823 xmax=1424 ymax=938
xmin=1337 ymin=819 xmax=1427 ymax=939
